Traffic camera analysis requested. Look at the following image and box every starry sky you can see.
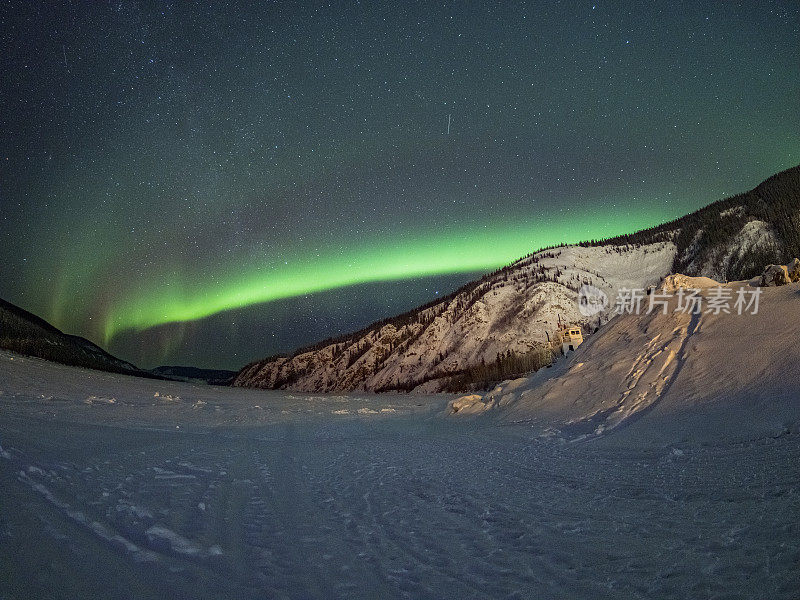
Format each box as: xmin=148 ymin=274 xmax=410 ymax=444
xmin=1 ymin=1 xmax=799 ymax=370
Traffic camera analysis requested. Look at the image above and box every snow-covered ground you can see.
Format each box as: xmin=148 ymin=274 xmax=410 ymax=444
xmin=1 ymin=350 xmax=798 ymax=599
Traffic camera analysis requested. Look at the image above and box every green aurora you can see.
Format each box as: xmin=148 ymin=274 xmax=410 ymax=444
xmin=101 ymin=205 xmax=671 ymax=343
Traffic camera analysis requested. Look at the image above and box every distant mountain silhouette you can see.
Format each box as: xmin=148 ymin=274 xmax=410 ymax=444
xmin=151 ymin=365 xmax=236 ymax=385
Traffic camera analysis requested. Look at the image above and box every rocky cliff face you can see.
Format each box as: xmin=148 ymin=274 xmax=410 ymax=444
xmin=234 ymin=164 xmax=800 ymax=393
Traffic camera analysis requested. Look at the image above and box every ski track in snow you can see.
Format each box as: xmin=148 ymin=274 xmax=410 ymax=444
xmin=0 ymin=352 xmax=799 ymax=599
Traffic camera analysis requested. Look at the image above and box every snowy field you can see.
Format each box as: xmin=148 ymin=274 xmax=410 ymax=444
xmin=1 ymin=350 xmax=798 ymax=599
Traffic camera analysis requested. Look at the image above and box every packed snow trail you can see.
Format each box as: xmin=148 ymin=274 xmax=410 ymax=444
xmin=1 ymin=352 xmax=798 ymax=599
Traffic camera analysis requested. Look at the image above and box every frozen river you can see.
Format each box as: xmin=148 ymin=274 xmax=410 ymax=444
xmin=1 ymin=352 xmax=798 ymax=599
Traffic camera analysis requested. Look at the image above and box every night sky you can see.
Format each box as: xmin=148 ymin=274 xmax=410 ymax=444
xmin=1 ymin=1 xmax=798 ymax=370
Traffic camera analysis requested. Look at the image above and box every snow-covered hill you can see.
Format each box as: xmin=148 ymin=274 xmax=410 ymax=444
xmin=234 ymin=242 xmax=675 ymax=393
xmin=451 ymin=279 xmax=800 ymax=444
xmin=234 ymin=164 xmax=800 ymax=393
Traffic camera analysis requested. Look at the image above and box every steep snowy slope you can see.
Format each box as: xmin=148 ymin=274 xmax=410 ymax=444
xmin=454 ymin=280 xmax=800 ymax=444
xmin=681 ymin=219 xmax=777 ymax=281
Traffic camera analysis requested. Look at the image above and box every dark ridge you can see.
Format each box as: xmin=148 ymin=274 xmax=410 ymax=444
xmin=0 ymin=297 xmax=165 ymax=379
xmin=151 ymin=365 xmax=237 ymax=385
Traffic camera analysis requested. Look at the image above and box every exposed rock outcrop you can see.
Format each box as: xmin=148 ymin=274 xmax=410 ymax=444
xmin=786 ymin=258 xmax=800 ymax=282
xmin=761 ymin=263 xmax=792 ymax=287
xmin=660 ymin=274 xmax=721 ymax=293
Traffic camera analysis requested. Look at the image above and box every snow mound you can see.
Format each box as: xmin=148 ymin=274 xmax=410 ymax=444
xmin=145 ymin=525 xmax=204 ymax=557
xmin=84 ymin=395 xmax=116 ymax=405
xmin=448 ymin=394 xmax=486 ymax=415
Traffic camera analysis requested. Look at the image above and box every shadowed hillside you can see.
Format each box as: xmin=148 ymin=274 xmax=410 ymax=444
xmin=0 ymin=298 xmax=153 ymax=377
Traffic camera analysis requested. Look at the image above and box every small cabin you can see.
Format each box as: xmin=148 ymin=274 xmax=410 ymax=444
xmin=561 ymin=326 xmax=584 ymax=354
